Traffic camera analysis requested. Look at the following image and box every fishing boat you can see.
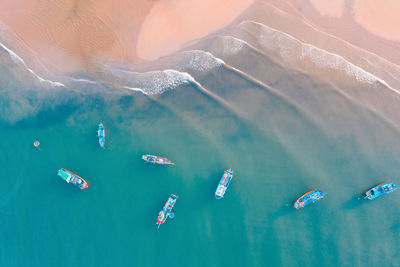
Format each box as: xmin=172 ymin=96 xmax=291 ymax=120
xmin=57 ymin=168 xmax=89 ymax=190
xmin=142 ymin=155 xmax=174 ymax=165
xmin=294 ymin=189 xmax=325 ymax=209
xmin=97 ymin=123 xmax=105 ymax=148
xmin=364 ymin=182 xmax=398 ymax=200
xmin=215 ymin=169 xmax=234 ymax=199
xmin=157 ymin=194 xmax=178 ymax=228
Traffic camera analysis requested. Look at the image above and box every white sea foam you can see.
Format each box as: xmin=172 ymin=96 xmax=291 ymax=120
xmin=0 ymin=42 xmax=24 ymax=64
xmin=239 ymin=20 xmax=389 ymax=87
xmin=218 ymin=36 xmax=246 ymax=56
xmin=177 ymin=50 xmax=224 ymax=72
xmin=113 ymin=50 xmax=224 ymax=95
xmin=117 ymin=69 xmax=196 ymax=95
xmin=71 ymin=78 xmax=97 ymax=84
xmin=0 ymin=42 xmax=65 ymax=87
xmin=123 ymin=86 xmax=147 ymax=95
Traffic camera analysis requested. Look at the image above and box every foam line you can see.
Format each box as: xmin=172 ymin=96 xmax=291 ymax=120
xmin=218 ymin=35 xmax=265 ymax=56
xmin=114 ymin=68 xmax=196 ymax=95
xmin=239 ymin=20 xmax=390 ymax=87
xmin=178 ymin=50 xmax=224 ymax=71
xmin=123 ymin=86 xmax=148 ymax=95
xmin=0 ymin=42 xmax=65 ymax=87
xmin=71 ymin=78 xmax=97 ymax=84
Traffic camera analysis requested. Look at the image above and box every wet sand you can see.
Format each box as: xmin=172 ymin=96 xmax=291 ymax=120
xmin=0 ymin=0 xmax=154 ymax=73
xmin=136 ymin=0 xmax=255 ymax=60
xmin=0 ymin=0 xmax=398 ymax=88
xmin=241 ymin=0 xmax=400 ymax=89
xmin=0 ymin=0 xmax=254 ymax=73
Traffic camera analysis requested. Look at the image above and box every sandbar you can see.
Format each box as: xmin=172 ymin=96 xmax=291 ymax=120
xmin=136 ymin=0 xmax=255 ymax=60
xmin=309 ymin=0 xmax=344 ymax=18
xmin=0 ymin=0 xmax=254 ymax=73
xmin=353 ymin=0 xmax=400 ymax=41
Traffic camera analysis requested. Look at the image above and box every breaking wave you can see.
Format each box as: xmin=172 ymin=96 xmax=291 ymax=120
xmin=107 ymin=50 xmax=225 ymax=95
xmin=217 ymin=36 xmax=246 ymax=56
xmin=113 ymin=69 xmax=196 ymax=95
xmin=0 ymin=42 xmax=65 ymax=87
xmin=176 ymin=50 xmax=224 ymax=72
xmin=238 ymin=20 xmax=389 ymax=87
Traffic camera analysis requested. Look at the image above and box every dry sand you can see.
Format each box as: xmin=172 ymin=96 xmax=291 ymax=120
xmin=0 ymin=0 xmax=154 ymax=73
xmin=0 ymin=0 xmax=254 ymax=73
xmin=136 ymin=0 xmax=255 ymax=60
xmin=353 ymin=0 xmax=400 ymax=41
xmin=309 ymin=0 xmax=344 ymax=18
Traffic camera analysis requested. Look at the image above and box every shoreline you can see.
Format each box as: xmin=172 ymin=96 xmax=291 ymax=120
xmin=0 ymin=0 xmax=254 ymax=73
xmin=136 ymin=0 xmax=255 ymax=60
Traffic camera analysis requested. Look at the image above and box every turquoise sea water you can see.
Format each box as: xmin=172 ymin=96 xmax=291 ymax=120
xmin=1 ymin=73 xmax=400 ymax=266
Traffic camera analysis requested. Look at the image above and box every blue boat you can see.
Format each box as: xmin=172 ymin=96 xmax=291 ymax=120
xmin=97 ymin=123 xmax=105 ymax=148
xmin=215 ymin=169 xmax=233 ymax=199
xmin=294 ymin=189 xmax=325 ymax=209
xmin=157 ymin=194 xmax=178 ymax=228
xmin=364 ymin=182 xmax=398 ymax=200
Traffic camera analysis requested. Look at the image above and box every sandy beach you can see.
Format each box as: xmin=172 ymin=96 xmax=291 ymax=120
xmin=353 ymin=0 xmax=400 ymax=41
xmin=0 ymin=0 xmax=398 ymax=78
xmin=309 ymin=0 xmax=344 ymax=18
xmin=0 ymin=0 xmax=154 ymax=73
xmin=0 ymin=0 xmax=254 ymax=73
xmin=305 ymin=0 xmax=400 ymax=42
xmin=136 ymin=0 xmax=254 ymax=60
xmin=252 ymin=0 xmax=400 ymax=75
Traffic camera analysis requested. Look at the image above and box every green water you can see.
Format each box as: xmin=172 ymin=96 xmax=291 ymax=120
xmin=1 ymin=77 xmax=400 ymax=267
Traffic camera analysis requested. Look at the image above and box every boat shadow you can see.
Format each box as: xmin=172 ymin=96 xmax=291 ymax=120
xmin=270 ymin=203 xmax=294 ymax=222
xmin=341 ymin=184 xmax=383 ymax=210
xmin=340 ymin=194 xmax=367 ymax=210
xmin=390 ymin=223 xmax=400 ymax=233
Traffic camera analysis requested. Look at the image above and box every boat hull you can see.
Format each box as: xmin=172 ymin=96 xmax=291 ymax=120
xmin=215 ymin=169 xmax=233 ymax=199
xmin=365 ymin=182 xmax=398 ymax=200
xmin=294 ymin=190 xmax=325 ymax=209
xmin=97 ymin=123 xmax=106 ymax=148
xmin=57 ymin=168 xmax=89 ymax=190
xmin=156 ymin=194 xmax=178 ymax=227
xmin=142 ymin=155 xmax=174 ymax=165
